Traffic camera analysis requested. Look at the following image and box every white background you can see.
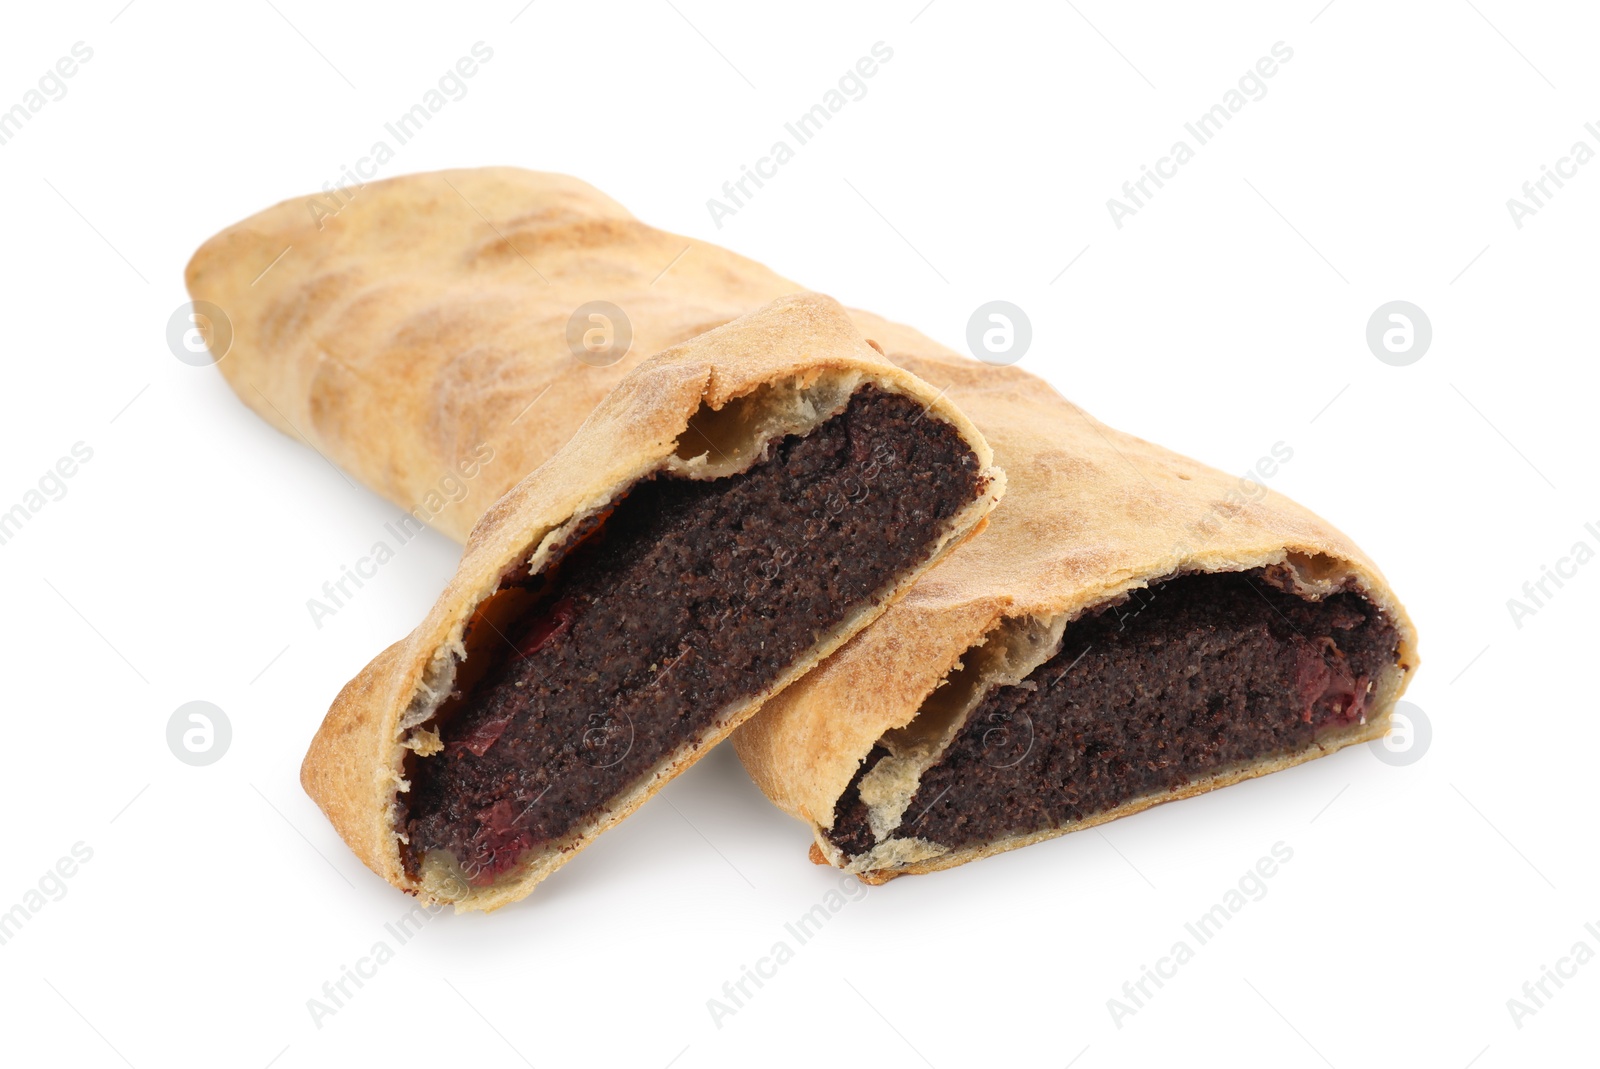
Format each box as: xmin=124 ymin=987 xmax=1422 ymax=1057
xmin=1 ymin=2 xmax=1595 ymax=1066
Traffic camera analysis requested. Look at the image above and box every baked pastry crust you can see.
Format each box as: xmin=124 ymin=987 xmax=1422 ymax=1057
xmin=734 ymin=316 xmax=1417 ymax=879
xmin=184 ymin=167 xmax=815 ymax=543
xmin=188 ymin=167 xmax=1415 ymax=889
xmin=297 ymin=294 xmax=1001 ymax=909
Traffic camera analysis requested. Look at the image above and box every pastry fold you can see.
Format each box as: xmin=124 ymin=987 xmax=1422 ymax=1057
xmin=184 ymin=168 xmax=813 ymax=544
xmin=291 ymin=294 xmax=999 ymax=909
xmin=737 ymin=321 xmax=1417 ymax=880
xmin=187 ymin=167 xmax=1415 ymax=894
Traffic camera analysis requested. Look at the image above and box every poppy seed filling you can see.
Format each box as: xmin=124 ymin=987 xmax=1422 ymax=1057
xmin=827 ymin=566 xmax=1401 ymax=859
xmin=400 ymin=385 xmax=983 ymax=886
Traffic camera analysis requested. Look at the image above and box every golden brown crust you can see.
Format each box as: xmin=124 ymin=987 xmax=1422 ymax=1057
xmin=189 ymin=167 xmax=1416 ymax=891
xmin=293 ymin=293 xmax=1001 ymax=910
xmin=733 ymin=315 xmax=1417 ymax=877
xmin=184 ymin=167 xmax=811 ymax=543
xmin=731 ymin=335 xmax=1419 ymax=878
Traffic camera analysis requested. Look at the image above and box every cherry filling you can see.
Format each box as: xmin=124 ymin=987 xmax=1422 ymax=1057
xmin=827 ymin=567 xmax=1401 ymax=858
xmin=398 ymin=386 xmax=985 ymax=886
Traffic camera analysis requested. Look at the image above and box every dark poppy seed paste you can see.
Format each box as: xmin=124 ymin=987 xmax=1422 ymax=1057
xmin=402 ymin=385 xmax=984 ymax=885
xmin=827 ymin=567 xmax=1400 ymax=857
